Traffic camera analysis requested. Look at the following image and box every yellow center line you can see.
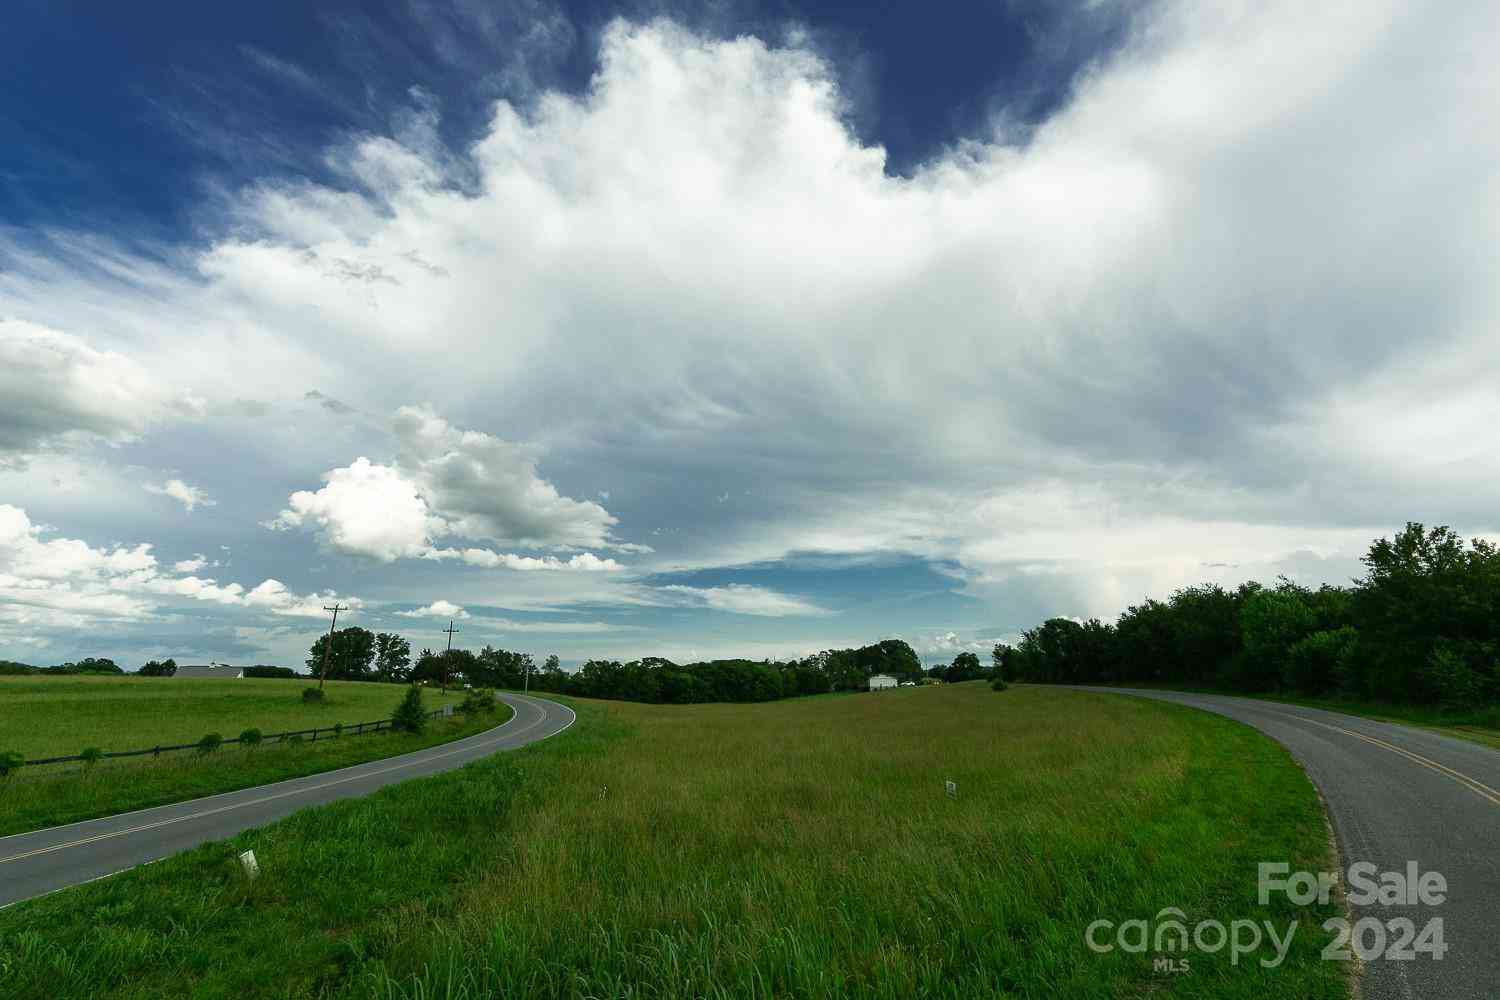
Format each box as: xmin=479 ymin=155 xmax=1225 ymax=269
xmin=0 ymin=703 xmax=555 ymax=866
xmin=1255 ymin=704 xmax=1500 ymax=808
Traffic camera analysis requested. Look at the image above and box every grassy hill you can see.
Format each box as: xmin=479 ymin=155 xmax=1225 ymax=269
xmin=0 ymin=684 xmax=1348 ymax=999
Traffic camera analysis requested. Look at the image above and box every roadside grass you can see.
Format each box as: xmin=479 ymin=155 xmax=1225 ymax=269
xmin=0 ymin=709 xmax=509 ymax=837
xmin=0 ymin=677 xmax=490 ymax=837
xmin=0 ymin=685 xmax=1348 ymax=1000
xmin=1068 ymin=682 xmax=1500 ymax=751
xmin=1246 ymin=693 xmax=1500 ymax=751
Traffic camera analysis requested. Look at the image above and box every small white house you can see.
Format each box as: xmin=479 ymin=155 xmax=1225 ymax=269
xmin=868 ymin=673 xmax=898 ymax=691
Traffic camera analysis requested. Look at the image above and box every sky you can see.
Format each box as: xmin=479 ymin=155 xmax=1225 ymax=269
xmin=2 ymin=0 xmax=1497 ymax=671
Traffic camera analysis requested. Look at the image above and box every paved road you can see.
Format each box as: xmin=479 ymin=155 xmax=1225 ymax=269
xmin=0 ymin=692 xmax=574 ymax=908
xmin=1077 ymin=688 xmax=1498 ymax=1000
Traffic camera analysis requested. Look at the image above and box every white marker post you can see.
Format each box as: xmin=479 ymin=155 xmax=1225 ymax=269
xmin=945 ymin=780 xmax=957 ymax=799
xmin=239 ymin=849 xmax=260 ymax=879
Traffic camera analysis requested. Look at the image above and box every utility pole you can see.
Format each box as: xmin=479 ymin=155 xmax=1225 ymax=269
xmin=442 ymin=619 xmax=460 ymax=691
xmin=524 ymin=656 xmax=530 ymax=694
xmin=319 ymin=604 xmax=349 ymax=691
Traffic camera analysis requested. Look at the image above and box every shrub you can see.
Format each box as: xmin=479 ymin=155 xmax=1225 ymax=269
xmin=80 ymin=746 xmax=103 ymax=767
xmin=1283 ymin=627 xmax=1358 ymax=696
xmin=0 ymin=750 xmax=25 ymax=777
xmin=392 ymin=686 xmax=427 ymax=734
xmin=460 ymin=688 xmax=498 ymax=714
xmin=239 ymin=728 xmax=262 ymax=748
xmin=197 ymin=732 xmax=224 ymax=755
xmin=1423 ymin=640 xmax=1485 ymax=705
xmin=990 ymin=676 xmax=1009 ymax=692
xmin=302 ymin=687 xmax=325 ymax=703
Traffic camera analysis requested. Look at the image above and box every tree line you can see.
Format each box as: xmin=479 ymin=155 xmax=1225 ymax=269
xmin=522 ymin=638 xmax=927 ymax=703
xmin=1 ymin=657 xmax=126 ymax=676
xmin=996 ymin=523 xmax=1500 ymax=707
xmin=297 ymin=631 xmax=935 ymax=704
xmin=4 ymin=627 xmax=996 ymax=704
xmin=1 ymin=658 xmax=296 ymax=677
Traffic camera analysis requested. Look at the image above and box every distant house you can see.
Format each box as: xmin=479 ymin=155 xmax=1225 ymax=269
xmin=868 ymin=673 xmax=898 ymax=691
xmin=172 ymin=662 xmax=244 ymax=679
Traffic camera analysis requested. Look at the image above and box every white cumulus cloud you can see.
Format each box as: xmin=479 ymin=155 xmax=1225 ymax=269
xmin=267 ymin=410 xmax=628 ymax=571
xmin=267 ymin=457 xmax=442 ymax=561
xmin=0 ymin=319 xmax=193 ymax=465
xmin=0 ymin=504 xmax=358 ymax=632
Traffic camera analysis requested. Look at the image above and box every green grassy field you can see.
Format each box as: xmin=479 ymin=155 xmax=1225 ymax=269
xmin=0 ymin=676 xmax=495 ymax=836
xmin=0 ymin=684 xmax=1347 ymax=999
xmin=0 ymin=675 xmax=468 ymax=758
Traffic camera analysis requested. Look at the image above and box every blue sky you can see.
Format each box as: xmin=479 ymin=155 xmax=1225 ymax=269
xmin=2 ymin=0 xmax=1497 ymax=669
xmin=3 ymin=1 xmax=1120 ymax=234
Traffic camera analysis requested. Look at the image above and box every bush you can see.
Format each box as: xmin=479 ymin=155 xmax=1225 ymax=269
xmin=392 ymin=686 xmax=427 ymax=734
xmin=990 ymin=676 xmax=1009 ymax=692
xmin=1283 ymin=627 xmax=1358 ymax=696
xmin=197 ymin=733 xmax=223 ymax=755
xmin=1423 ymin=640 xmax=1485 ymax=705
xmin=460 ymin=688 xmax=498 ymax=714
xmin=0 ymin=750 xmax=25 ymax=777
xmin=80 ymin=746 xmax=103 ymax=767
xmin=302 ymin=687 xmax=325 ymax=703
xmin=239 ymin=728 xmax=262 ymax=747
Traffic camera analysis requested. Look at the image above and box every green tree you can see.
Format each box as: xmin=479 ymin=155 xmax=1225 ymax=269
xmin=391 ymin=686 xmax=427 ymax=733
xmin=411 ymin=648 xmax=443 ymax=684
xmin=1284 ymin=627 xmax=1357 ymax=696
xmin=944 ymin=651 xmax=986 ymax=682
xmin=138 ymin=658 xmax=177 ymax=677
xmin=306 ymin=627 xmax=377 ymax=682
xmin=1352 ymin=523 xmax=1500 ymax=702
xmin=991 ymin=643 xmax=1016 ymax=681
xmin=1237 ymin=583 xmax=1317 ymax=692
xmin=373 ymin=633 xmax=412 ymax=683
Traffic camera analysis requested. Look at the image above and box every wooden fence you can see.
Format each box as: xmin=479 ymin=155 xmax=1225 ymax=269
xmin=20 ymin=706 xmax=455 ymax=767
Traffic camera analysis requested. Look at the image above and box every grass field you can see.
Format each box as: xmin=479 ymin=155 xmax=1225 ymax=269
xmin=0 ymin=683 xmax=1347 ymax=999
xmin=0 ymin=676 xmax=493 ymax=837
xmin=0 ymin=675 xmax=467 ymax=758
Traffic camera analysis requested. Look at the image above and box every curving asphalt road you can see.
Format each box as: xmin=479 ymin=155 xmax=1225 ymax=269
xmin=0 ymin=692 xmax=574 ymax=908
xmin=1078 ymin=688 xmax=1498 ymax=1000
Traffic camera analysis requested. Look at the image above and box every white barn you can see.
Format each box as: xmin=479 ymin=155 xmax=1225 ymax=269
xmin=868 ymin=673 xmax=898 ymax=691
xmin=173 ymin=662 xmax=244 ymax=679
